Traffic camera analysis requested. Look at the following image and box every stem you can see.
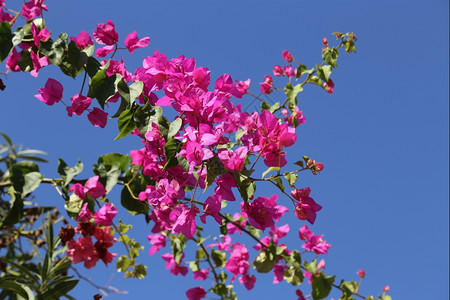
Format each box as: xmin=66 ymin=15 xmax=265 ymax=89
xmin=79 ymin=69 xmax=88 ymax=95
xmin=218 ymin=212 xmax=266 ymax=248
xmin=70 ymin=266 xmax=128 ymax=295
xmin=191 ymin=237 xmax=221 ymax=285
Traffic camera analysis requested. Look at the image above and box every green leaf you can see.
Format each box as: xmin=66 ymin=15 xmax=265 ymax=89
xmin=284 ymin=172 xmax=298 ymax=186
xmin=134 ymin=264 xmax=147 ymax=279
xmin=0 ymin=280 xmax=29 ymax=299
xmin=120 ymin=185 xmax=148 ymax=216
xmin=284 ymin=83 xmax=303 ymax=110
xmin=163 ymin=138 xmax=180 ymax=170
xmin=17 ymin=49 xmax=33 ymax=72
xmin=253 ymin=243 xmax=277 ymax=273
xmin=57 ymin=158 xmax=83 ymax=187
xmin=40 ymin=279 xmax=79 ymax=298
xmin=90 ymin=70 xmax=123 ymax=109
xmin=22 ymin=171 xmax=43 ymax=196
xmin=316 ymin=65 xmax=332 ymax=83
xmin=304 ymin=259 xmax=318 ymax=276
xmin=273 ymin=177 xmax=285 ymax=191
xmin=12 ymin=27 xmax=25 ymax=48
xmin=294 ymin=160 xmax=304 ymax=168
xmin=0 ymin=22 xmax=14 ymax=62
xmin=116 ymin=255 xmax=131 ymax=272
xmin=322 ymin=48 xmax=339 ymax=67
xmin=59 ymin=41 xmax=88 ymax=78
xmin=86 ymin=56 xmax=101 ymax=78
xmin=340 ymin=280 xmax=358 ymax=299
xmin=283 ymin=265 xmax=304 ymax=286
xmin=98 ymin=153 xmax=130 ymax=173
xmin=312 ymin=271 xmax=335 ymax=300
xmin=40 ymin=33 xmax=69 ymax=66
xmin=344 ymin=40 xmax=356 ymax=53
xmin=115 ymin=108 xmax=137 ymax=140
xmin=13 ymin=161 xmax=40 ymax=174
xmin=167 ymin=118 xmax=183 ymax=140
xmin=296 ymin=64 xmax=314 ymax=78
xmin=211 ymin=249 xmax=226 ymax=268
xmin=262 ymin=166 xmax=280 ymax=179
xmin=172 ymin=235 xmax=187 ymax=265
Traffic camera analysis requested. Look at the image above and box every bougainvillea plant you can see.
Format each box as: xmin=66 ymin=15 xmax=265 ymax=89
xmin=0 ymin=1 xmax=391 ymax=300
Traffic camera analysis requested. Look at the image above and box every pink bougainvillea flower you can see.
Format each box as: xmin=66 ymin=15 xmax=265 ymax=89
xmin=200 ymin=195 xmax=223 ymax=225
xmin=291 ymin=187 xmax=322 ymax=225
xmin=76 ymin=202 xmax=93 ymax=222
xmin=273 ymin=265 xmax=287 ymax=284
xmin=302 ymin=234 xmax=331 ymax=255
xmin=30 ymin=51 xmax=49 ymax=77
xmin=5 ymin=48 xmax=21 ymax=72
xmin=225 ymin=243 xmax=250 ymax=282
xmin=357 ymin=269 xmax=366 ymax=279
xmin=83 ymin=175 xmax=107 ymax=198
xmin=66 ymin=235 xmax=99 ymax=269
xmin=161 ymin=253 xmax=188 ymax=276
xmin=282 ymin=50 xmax=293 ymax=62
xmin=235 ymin=78 xmax=251 ymax=95
xmin=193 ymin=269 xmax=209 ymax=281
xmin=22 ymin=0 xmax=48 ymax=20
xmin=239 ymin=273 xmax=256 ymax=290
xmin=66 ymin=94 xmax=92 ymax=117
xmin=170 ymin=205 xmax=198 ymax=239
xmin=95 ymin=45 xmax=115 ymax=57
xmin=93 ymin=20 xmax=118 ymax=45
xmin=186 ymin=287 xmax=207 ymax=300
xmin=94 ymin=203 xmax=118 ymax=226
xmin=299 ymin=224 xmax=314 ymax=241
xmin=259 ymin=75 xmax=273 ymax=94
xmin=124 ymin=30 xmax=150 ymax=54
xmin=284 ymin=65 xmax=296 ymax=78
xmin=218 ymin=146 xmax=248 ymax=172
xmin=70 ymin=30 xmax=94 ymax=49
xmin=35 ymin=78 xmax=63 ymax=105
xmin=382 ymin=286 xmax=390 ymax=294
xmin=273 ymin=65 xmax=284 ymax=76
xmin=0 ymin=8 xmax=14 ymax=22
xmin=323 ymin=79 xmax=334 ymax=93
xmin=31 ymin=22 xmax=50 ymax=47
xmin=147 ymin=233 xmax=166 ymax=255
xmin=87 ymin=107 xmax=108 ymax=128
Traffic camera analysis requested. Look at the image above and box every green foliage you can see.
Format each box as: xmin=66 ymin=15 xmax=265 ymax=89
xmin=0 ymin=22 xmax=13 ymax=62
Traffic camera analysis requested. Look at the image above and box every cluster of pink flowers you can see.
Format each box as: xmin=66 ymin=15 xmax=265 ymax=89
xmin=299 ymin=225 xmax=331 ymax=255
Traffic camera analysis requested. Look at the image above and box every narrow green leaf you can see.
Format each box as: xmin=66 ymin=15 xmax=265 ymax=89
xmin=115 ymin=108 xmax=136 ymax=140
xmin=0 ymin=280 xmax=29 ymax=299
xmin=163 ymin=138 xmax=180 ymax=170
xmin=0 ymin=22 xmax=14 ymax=62
xmin=167 ymin=118 xmax=182 ymax=140
xmin=262 ymin=166 xmax=280 ymax=179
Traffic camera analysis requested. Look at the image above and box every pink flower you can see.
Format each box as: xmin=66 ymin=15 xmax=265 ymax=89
xmin=170 ymin=205 xmax=198 ymax=239
xmin=273 ymin=65 xmax=284 ymax=76
xmin=31 ymin=23 xmax=50 ymax=47
xmin=291 ymin=187 xmax=322 ymax=225
xmin=95 ymin=45 xmax=115 ymax=57
xmin=282 ymin=50 xmax=293 ymax=62
xmin=22 ymin=0 xmax=48 ymax=20
xmin=225 ymin=243 xmax=250 ymax=282
xmin=382 ymin=285 xmax=390 ymax=294
xmin=186 ymin=287 xmax=207 ymax=300
xmin=124 ymin=31 xmax=150 ymax=54
xmin=200 ymin=195 xmax=222 ymax=225
xmin=147 ymin=234 xmax=166 ymax=256
xmin=235 ymin=78 xmax=251 ymax=95
xmin=66 ymin=94 xmax=92 ymax=116
xmin=218 ymin=146 xmax=248 ymax=172
xmin=70 ymin=31 xmax=94 ymax=49
xmin=6 ymin=48 xmax=21 ymax=72
xmin=66 ymin=236 xmax=99 ymax=269
xmin=84 ymin=176 xmax=107 ymax=198
xmin=93 ymin=20 xmax=118 ymax=45
xmin=30 ymin=51 xmax=49 ymax=77
xmin=357 ymin=269 xmax=366 ymax=279
xmin=284 ymin=65 xmax=296 ymax=78
xmin=76 ymin=202 xmax=93 ymax=222
xmin=241 ymin=195 xmax=287 ymax=231
xmin=239 ymin=273 xmax=256 ymax=290
xmin=273 ymin=265 xmax=287 ymax=284
xmin=193 ymin=269 xmax=209 ymax=280
xmin=0 ymin=8 xmax=14 ymax=22
xmin=35 ymin=78 xmax=63 ymax=105
xmin=161 ymin=253 xmax=188 ymax=276
xmin=88 ymin=107 xmax=108 ymax=128
xmin=260 ymin=75 xmax=273 ymax=94
xmin=303 ymin=234 xmax=331 ymax=255
xmin=323 ymin=79 xmax=334 ymax=93
xmin=94 ymin=203 xmax=118 ymax=226
xmin=299 ymin=225 xmax=313 ymax=241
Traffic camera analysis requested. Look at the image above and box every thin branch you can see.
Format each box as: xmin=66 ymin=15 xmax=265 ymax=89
xmin=70 ymin=266 xmax=128 ymax=296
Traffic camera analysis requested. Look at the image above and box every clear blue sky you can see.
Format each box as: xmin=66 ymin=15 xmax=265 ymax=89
xmin=1 ymin=0 xmax=448 ymax=299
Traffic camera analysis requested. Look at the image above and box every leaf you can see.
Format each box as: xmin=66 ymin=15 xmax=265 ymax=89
xmin=17 ymin=49 xmax=33 ymax=72
xmin=90 ymin=70 xmax=123 ymax=109
xmin=40 ymin=33 xmax=68 ymax=66
xmin=262 ymin=166 xmax=280 ymax=179
xmin=40 ymin=279 xmax=79 ymax=298
xmin=273 ymin=177 xmax=285 ymax=191
xmin=296 ymin=64 xmax=314 ymax=78
xmin=0 ymin=132 xmax=13 ymax=147
xmin=22 ymin=172 xmax=43 ymax=196
xmin=316 ymin=65 xmax=332 ymax=82
xmin=57 ymin=158 xmax=83 ymax=187
xmin=322 ymin=48 xmax=339 ymax=67
xmin=134 ymin=264 xmax=147 ymax=279
xmin=116 ymin=255 xmax=130 ymax=272
xmin=98 ymin=153 xmax=130 ymax=173
xmin=284 ymin=173 xmax=298 ymax=186
xmin=312 ymin=271 xmax=335 ymax=300
xmin=167 ymin=118 xmax=182 ymax=140
xmin=211 ymin=249 xmax=226 ymax=268
xmin=86 ymin=56 xmax=101 ymax=78
xmin=283 ymin=266 xmax=304 ymax=286
xmin=284 ymin=83 xmax=303 ymax=110
xmin=120 ymin=186 xmax=148 ymax=216
xmin=253 ymin=244 xmax=277 ymax=273
xmin=0 ymin=22 xmax=14 ymax=63
xmin=115 ymin=108 xmax=136 ymax=140
xmin=163 ymin=138 xmax=180 ymax=170
xmin=0 ymin=280 xmax=29 ymax=299
xmin=59 ymin=41 xmax=88 ymax=78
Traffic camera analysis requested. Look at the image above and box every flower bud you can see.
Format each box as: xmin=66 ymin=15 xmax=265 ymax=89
xmin=382 ymin=285 xmax=390 ymax=294
xmin=357 ymin=269 xmax=366 ymax=279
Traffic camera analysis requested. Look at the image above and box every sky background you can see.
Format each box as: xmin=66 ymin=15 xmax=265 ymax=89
xmin=0 ymin=0 xmax=449 ymax=299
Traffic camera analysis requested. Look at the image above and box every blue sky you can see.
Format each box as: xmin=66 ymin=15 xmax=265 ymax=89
xmin=0 ymin=0 xmax=448 ymax=299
